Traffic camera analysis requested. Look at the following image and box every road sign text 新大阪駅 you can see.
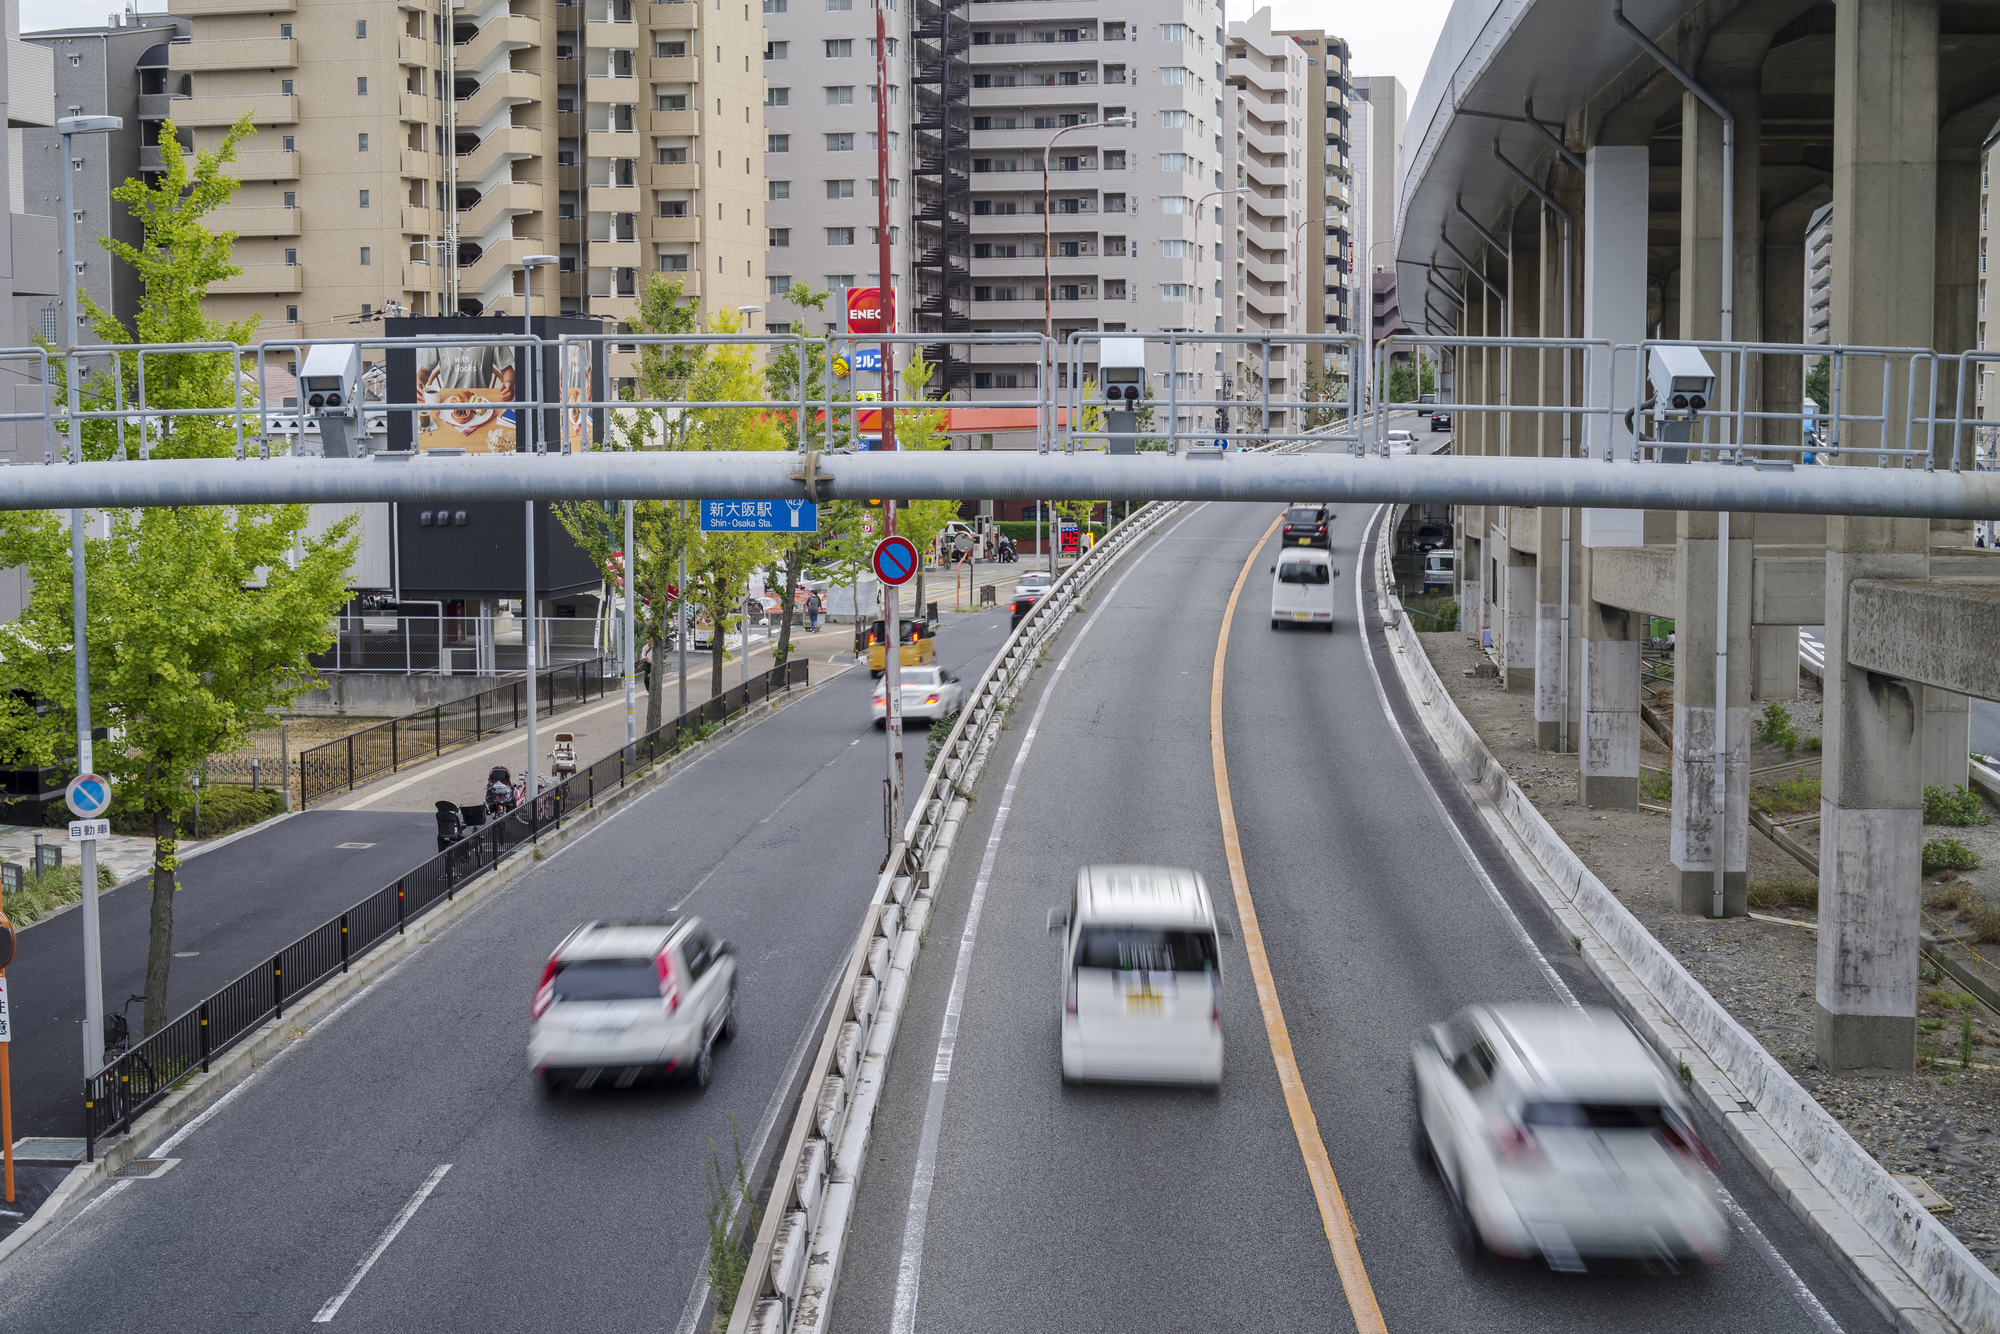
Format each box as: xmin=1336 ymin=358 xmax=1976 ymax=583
xmin=700 ymin=500 xmax=820 ymax=533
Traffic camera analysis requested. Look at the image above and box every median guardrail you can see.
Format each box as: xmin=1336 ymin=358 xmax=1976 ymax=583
xmin=82 ymin=656 xmax=808 ymax=1156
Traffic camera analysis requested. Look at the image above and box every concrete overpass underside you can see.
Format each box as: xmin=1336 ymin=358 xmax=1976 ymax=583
xmin=1397 ymin=0 xmax=2000 ymax=1072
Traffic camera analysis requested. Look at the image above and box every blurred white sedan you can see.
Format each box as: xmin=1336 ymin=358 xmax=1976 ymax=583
xmin=872 ymin=665 xmax=967 ymax=727
xmin=1414 ymin=1004 xmax=1728 ymax=1270
xmin=1387 ymin=429 xmax=1416 ymax=455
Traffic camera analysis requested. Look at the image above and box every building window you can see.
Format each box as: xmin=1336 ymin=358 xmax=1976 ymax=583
xmin=285 ymin=248 xmax=298 ymax=266
xmin=769 ymin=274 xmax=791 ymax=295
xmin=763 ymin=0 xmax=786 ymax=9
xmin=825 ymin=39 xmax=852 ymax=57
xmin=1160 ymin=153 xmax=1187 ymax=171
xmin=768 ymin=133 xmax=789 ymax=152
xmin=824 ymin=274 xmax=854 ymax=290
xmin=280 ymin=22 xmax=291 ymax=36
xmin=284 ymin=191 xmax=297 ymax=208
xmin=766 ymin=87 xmax=789 ymax=106
xmin=361 ymin=247 xmax=372 ymax=266
xmin=827 ymin=226 xmax=855 ymax=245
xmin=357 ymin=76 xmax=368 ymax=94
xmin=657 ymin=40 xmax=686 ymax=55
xmin=827 ymin=0 xmax=851 ymax=8
xmin=765 ymin=41 xmax=787 ymax=59
xmin=826 ymin=86 xmax=854 ymax=105
xmin=1162 ymin=67 xmax=1188 ymax=85
xmin=68 ymin=53 xmax=80 ymax=67
xmin=826 ymin=133 xmax=853 ymax=152
xmin=283 ymin=135 xmax=295 ymax=152
xmin=1161 ymin=283 xmax=1189 ymax=300
xmin=40 ymin=308 xmax=57 ymax=341
xmin=826 ymin=179 xmax=854 ymax=199
xmin=769 ymin=180 xmax=790 ymax=200
xmin=356 ymin=19 xmax=367 ymax=36
xmin=1162 ymin=23 xmax=1186 ymax=40
xmin=281 ymin=79 xmax=294 ymax=95
xmin=660 ymin=253 xmax=689 ymax=270
xmin=359 ymin=189 xmax=370 ymax=208
xmin=358 ymin=133 xmax=370 ymax=151
xmin=286 ymin=305 xmax=298 ymax=322
xmin=769 ymin=228 xmax=790 ymax=246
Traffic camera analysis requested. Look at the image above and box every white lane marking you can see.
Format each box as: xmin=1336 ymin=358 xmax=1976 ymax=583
xmin=674 ymin=749 xmax=856 ymax=910
xmin=668 ymin=951 xmax=854 ymax=1334
xmin=1355 ymin=507 xmax=1842 ymax=1334
xmin=889 ymin=504 xmax=1203 ymax=1334
xmin=312 ymin=1163 xmax=454 ymax=1323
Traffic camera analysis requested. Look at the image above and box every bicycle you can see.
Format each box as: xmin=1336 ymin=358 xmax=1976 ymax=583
xmin=98 ymin=993 xmax=158 ymax=1128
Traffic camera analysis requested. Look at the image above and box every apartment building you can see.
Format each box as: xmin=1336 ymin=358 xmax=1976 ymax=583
xmin=1350 ymin=74 xmax=1403 ymax=289
xmin=1805 ymin=200 xmax=1832 ymax=346
xmin=22 ymin=14 xmax=185 ymax=343
xmin=758 ymin=0 xmax=913 ymax=358
xmin=945 ymin=0 xmax=1228 ymax=447
xmin=166 ymin=0 xmax=764 ymax=388
xmin=1272 ymin=25 xmax=1352 ymax=344
xmin=1221 ymin=8 xmax=1304 ymax=429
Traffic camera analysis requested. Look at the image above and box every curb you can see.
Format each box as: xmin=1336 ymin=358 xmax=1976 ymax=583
xmin=0 ymin=665 xmax=848 ymax=1278
xmin=1371 ymin=506 xmax=1990 ymax=1334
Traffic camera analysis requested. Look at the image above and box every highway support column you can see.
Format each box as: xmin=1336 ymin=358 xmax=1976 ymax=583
xmin=1816 ymin=0 xmax=1938 ymax=1074
xmin=1577 ymin=144 xmax=1650 ymax=805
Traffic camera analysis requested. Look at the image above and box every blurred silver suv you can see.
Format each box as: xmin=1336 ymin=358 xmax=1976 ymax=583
xmin=1413 ymin=1004 xmax=1728 ymax=1270
xmin=530 ymin=918 xmax=737 ymax=1093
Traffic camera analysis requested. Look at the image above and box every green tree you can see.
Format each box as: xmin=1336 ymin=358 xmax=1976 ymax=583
xmin=1805 ymin=355 xmax=1830 ymax=416
xmin=1 ymin=110 xmax=357 ymax=1038
xmin=1387 ymin=354 xmax=1437 ymax=409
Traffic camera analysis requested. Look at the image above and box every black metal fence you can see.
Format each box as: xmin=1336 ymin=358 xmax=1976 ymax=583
xmin=298 ymin=659 xmax=611 ymax=808
xmin=83 ymin=656 xmax=811 ymax=1155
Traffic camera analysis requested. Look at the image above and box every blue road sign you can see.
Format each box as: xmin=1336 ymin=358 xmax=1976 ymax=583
xmin=700 ymin=500 xmax=820 ymax=532
xmin=851 ymin=348 xmax=882 ymax=373
xmin=872 ymin=536 xmax=918 ymax=586
xmin=65 ymin=772 xmax=112 ymax=818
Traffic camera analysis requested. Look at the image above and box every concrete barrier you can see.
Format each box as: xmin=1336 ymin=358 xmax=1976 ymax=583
xmin=1373 ymin=505 xmax=1995 ymax=1334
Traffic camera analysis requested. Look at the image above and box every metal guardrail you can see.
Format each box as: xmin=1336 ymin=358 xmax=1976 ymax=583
xmin=82 ymin=656 xmax=809 ymax=1156
xmin=724 ymin=432 xmax=1326 ymax=1334
xmin=297 ymin=657 xmax=610 ymax=807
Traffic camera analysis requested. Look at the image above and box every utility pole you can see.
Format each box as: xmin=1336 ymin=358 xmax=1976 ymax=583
xmin=874 ymin=0 xmax=904 ymax=844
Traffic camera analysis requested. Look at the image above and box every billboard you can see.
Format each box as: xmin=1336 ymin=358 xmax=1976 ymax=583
xmin=846 ymin=286 xmax=894 ymax=335
xmin=384 ymin=315 xmax=608 ymax=454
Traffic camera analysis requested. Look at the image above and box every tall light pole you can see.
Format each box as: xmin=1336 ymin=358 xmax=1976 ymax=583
xmin=736 ymin=303 xmax=763 ymax=688
xmin=59 ymin=114 xmax=119 ymax=1073
xmin=1196 ymin=186 xmax=1248 ymax=444
xmin=1040 ymin=115 xmax=1132 ymax=572
xmin=1290 ymin=212 xmax=1331 ymax=424
xmin=520 ymin=255 xmax=557 ymax=806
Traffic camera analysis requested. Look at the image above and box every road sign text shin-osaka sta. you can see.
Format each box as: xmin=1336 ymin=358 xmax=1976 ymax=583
xmin=700 ymin=499 xmax=819 ymax=533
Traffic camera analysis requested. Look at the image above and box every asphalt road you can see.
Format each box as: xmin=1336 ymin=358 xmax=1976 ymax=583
xmin=6 ymin=809 xmax=436 ymax=1138
xmin=0 ymin=610 xmax=1014 ymax=1332
xmin=828 ymin=496 xmax=1891 ymax=1333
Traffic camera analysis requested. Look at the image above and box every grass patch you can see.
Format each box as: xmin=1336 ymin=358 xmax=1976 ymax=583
xmin=1928 ymin=882 xmax=1973 ymax=912
xmin=925 ymin=708 xmax=961 ymax=771
xmin=703 ymin=1114 xmax=761 ymax=1322
xmin=1639 ymin=767 xmax=1672 ymax=803
xmin=1748 ymin=878 xmax=1818 ymax=912
xmin=1968 ymin=906 xmax=2000 ymax=944
xmin=3 ymin=860 xmax=119 ymax=928
xmin=1404 ymin=596 xmax=1459 ymax=632
xmin=1756 ymin=702 xmax=1801 ymax=756
xmin=1924 ymin=784 xmax=1993 ymax=828
xmin=1753 ymin=772 xmax=1821 ymax=815
xmin=1923 ymin=987 xmax=1980 ymax=1012
xmin=1923 ymin=837 xmax=1982 ymax=875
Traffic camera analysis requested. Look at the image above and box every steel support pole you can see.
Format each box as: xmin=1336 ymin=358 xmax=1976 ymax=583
xmin=1713 ymin=511 xmax=1730 ymax=917
xmin=525 ymin=501 xmax=538 ymax=802
xmin=623 ymin=498 xmax=635 ymax=752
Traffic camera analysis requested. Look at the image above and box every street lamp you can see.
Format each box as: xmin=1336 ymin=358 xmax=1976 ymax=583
xmin=739 ymin=303 xmax=761 ymax=330
xmin=1195 ymin=186 xmax=1248 ymax=445
xmin=58 ymin=113 xmax=120 ymax=1075
xmin=519 ymin=254 xmax=557 ymax=811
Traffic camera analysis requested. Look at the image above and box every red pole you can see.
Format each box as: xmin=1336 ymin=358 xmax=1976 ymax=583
xmin=1 ymin=962 xmax=12 ymax=1205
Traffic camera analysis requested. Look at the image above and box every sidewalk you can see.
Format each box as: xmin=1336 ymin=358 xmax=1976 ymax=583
xmin=1414 ymin=625 xmax=2000 ymax=1274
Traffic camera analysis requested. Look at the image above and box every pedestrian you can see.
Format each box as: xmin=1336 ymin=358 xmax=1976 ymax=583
xmin=806 ymin=589 xmax=823 ymax=632
xmin=638 ymin=644 xmax=653 ymax=692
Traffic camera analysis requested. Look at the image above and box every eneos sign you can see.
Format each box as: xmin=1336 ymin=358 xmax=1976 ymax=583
xmin=846 ymin=286 xmax=895 ymax=335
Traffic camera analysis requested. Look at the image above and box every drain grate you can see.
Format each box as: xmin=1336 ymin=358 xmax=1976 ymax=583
xmin=114 ymin=1157 xmax=179 ymax=1179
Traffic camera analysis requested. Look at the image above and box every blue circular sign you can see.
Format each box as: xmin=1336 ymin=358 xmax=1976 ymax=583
xmin=873 ymin=535 xmax=918 ymax=587
xmin=65 ymin=772 xmax=112 ymax=818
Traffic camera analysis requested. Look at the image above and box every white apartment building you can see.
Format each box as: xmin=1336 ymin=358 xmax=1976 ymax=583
xmin=758 ymin=0 xmax=913 ymax=348
xmin=955 ymin=0 xmax=1232 ymax=447
xmin=1222 ymin=8 xmax=1304 ymax=431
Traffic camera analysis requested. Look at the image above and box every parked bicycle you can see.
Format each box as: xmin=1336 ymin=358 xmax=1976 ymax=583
xmin=98 ymin=993 xmax=157 ymax=1124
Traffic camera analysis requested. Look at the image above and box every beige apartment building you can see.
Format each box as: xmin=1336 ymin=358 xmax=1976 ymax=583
xmin=165 ymin=0 xmax=766 ymax=386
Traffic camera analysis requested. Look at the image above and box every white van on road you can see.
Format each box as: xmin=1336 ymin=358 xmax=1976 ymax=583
xmin=1270 ymin=548 xmax=1339 ymax=629
xmin=1056 ymin=866 xmax=1225 ymax=1087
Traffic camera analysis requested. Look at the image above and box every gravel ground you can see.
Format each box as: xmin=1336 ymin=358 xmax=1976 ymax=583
xmin=1419 ymin=629 xmax=2000 ymax=1271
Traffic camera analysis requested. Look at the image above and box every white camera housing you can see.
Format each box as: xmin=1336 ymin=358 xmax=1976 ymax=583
xmin=1647 ymin=345 xmax=1717 ymax=411
xmin=299 ymin=343 xmax=365 ymax=457
xmin=1099 ymin=336 xmax=1146 ymax=406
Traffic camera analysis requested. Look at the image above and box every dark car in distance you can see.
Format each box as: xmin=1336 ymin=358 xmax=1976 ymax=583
xmin=1281 ymin=504 xmax=1332 ymax=548
xmin=1430 ymin=410 xmax=1453 ymax=432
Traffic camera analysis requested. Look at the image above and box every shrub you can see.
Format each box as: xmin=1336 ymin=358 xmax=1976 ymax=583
xmin=1753 ymin=772 xmax=1821 ymax=815
xmin=1747 ymin=879 xmax=1818 ymax=912
xmin=1923 ymin=784 xmax=1992 ymax=828
xmin=1927 ymin=882 xmax=1973 ymax=912
xmin=926 ymin=708 xmax=961 ymax=771
xmin=1639 ymin=767 xmax=1672 ymax=803
xmin=1756 ymin=702 xmax=1800 ymax=756
xmin=1923 ymin=987 xmax=1980 ymax=1011
xmin=1922 ymin=837 xmax=1981 ymax=875
xmin=1971 ymin=907 xmax=2000 ymax=945
xmin=2 ymin=860 xmax=118 ymax=929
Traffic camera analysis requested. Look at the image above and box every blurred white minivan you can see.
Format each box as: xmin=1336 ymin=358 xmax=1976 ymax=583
xmin=1057 ymin=866 xmax=1224 ymax=1087
xmin=1270 ymin=548 xmax=1338 ymax=629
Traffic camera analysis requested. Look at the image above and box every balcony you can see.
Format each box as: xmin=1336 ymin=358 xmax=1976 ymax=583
xmin=216 ymin=206 xmax=302 ymax=237
xmin=1241 ymin=158 xmax=1286 ymax=189
xmin=649 ymin=53 xmax=698 ymax=81
xmin=402 ymin=205 xmax=437 ymax=232
xmin=138 ymin=92 xmax=178 ymax=121
xmin=588 ymin=237 xmax=644 ymax=269
xmin=649 ymin=214 xmax=700 ymax=243
xmin=1227 ymin=56 xmax=1287 ymax=94
xmin=1242 ymin=125 xmax=1286 ymax=157
xmin=585 ymin=76 xmax=640 ymax=105
xmin=651 ymin=108 xmax=699 ymax=136
xmin=171 ymin=94 xmax=298 ymax=127
xmin=213 ymin=264 xmax=304 ymax=294
xmin=168 ymin=37 xmax=298 ymax=72
xmin=403 ymin=262 xmax=438 ymax=291
xmin=650 ymin=160 xmax=698 ymax=189
xmin=647 ymin=2 xmax=698 ymax=25
xmin=183 ymin=148 xmax=300 ymax=181
xmin=399 ymin=92 xmax=437 ymax=122
xmin=399 ymin=33 xmax=430 ymax=64
xmin=587 ymin=180 xmax=642 ymax=207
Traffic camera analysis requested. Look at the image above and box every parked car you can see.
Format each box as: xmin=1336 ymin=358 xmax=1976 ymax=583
xmin=1054 ymin=865 xmax=1224 ymax=1087
xmin=531 ymin=918 xmax=737 ymax=1093
xmin=1413 ymin=1004 xmax=1727 ymax=1269
xmin=1270 ymin=549 xmax=1338 ymax=630
xmin=872 ymin=665 xmax=966 ymax=726
xmin=1281 ymin=503 xmax=1332 ymax=548
xmin=1423 ymin=549 xmax=1455 ymax=592
xmin=1413 ymin=522 xmax=1450 ymax=551
xmin=1431 ymin=410 xmax=1454 ymax=433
